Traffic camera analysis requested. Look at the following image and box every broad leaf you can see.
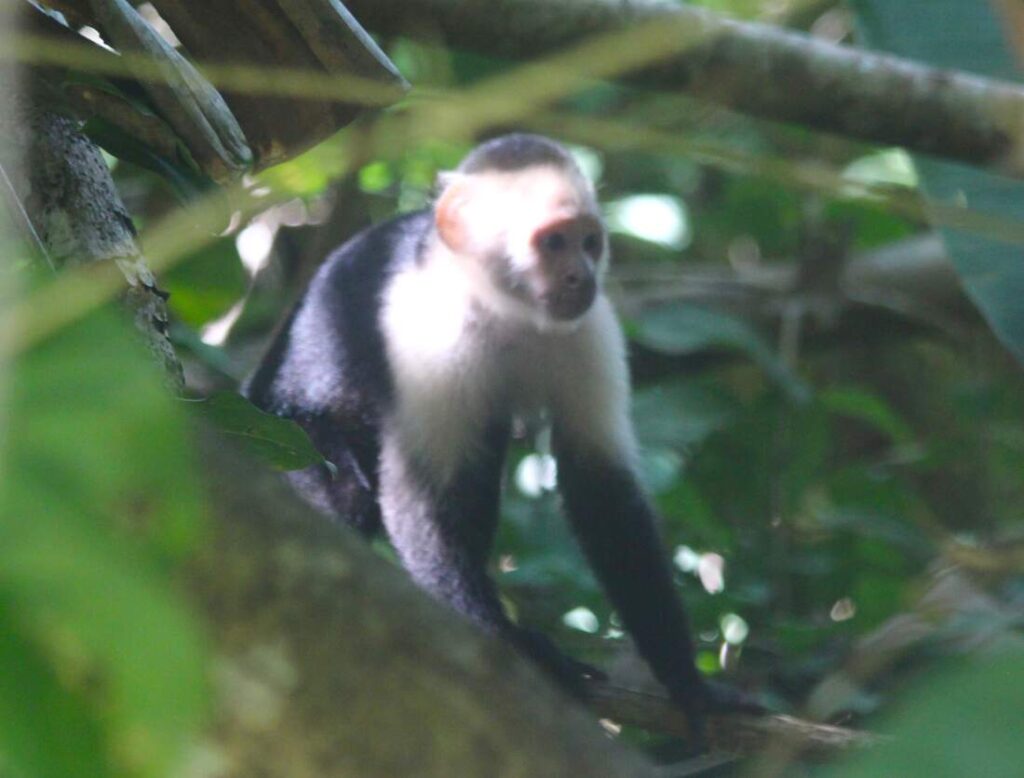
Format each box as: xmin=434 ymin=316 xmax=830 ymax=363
xmin=635 ymin=303 xmax=811 ymax=401
xmin=830 ymin=651 xmax=1024 ymax=777
xmin=852 ymin=0 xmax=1024 ymax=365
xmin=193 ymin=391 xmax=327 ymax=471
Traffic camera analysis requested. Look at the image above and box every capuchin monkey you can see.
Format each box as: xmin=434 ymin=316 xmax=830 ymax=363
xmin=245 ymin=134 xmax=753 ymax=722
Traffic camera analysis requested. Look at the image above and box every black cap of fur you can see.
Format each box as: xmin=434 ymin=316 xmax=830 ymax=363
xmin=457 ymin=133 xmax=574 ymax=174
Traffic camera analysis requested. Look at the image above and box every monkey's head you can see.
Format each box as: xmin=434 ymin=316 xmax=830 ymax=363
xmin=434 ymin=134 xmax=607 ymax=327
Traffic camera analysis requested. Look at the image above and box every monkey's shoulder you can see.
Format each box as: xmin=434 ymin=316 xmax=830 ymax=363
xmin=311 ymin=209 xmax=433 ymax=296
xmin=245 ymin=212 xmax=432 ymax=416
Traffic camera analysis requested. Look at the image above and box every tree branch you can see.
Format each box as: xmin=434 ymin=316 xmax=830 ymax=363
xmin=188 ymin=431 xmax=663 ymax=778
xmin=614 ymin=234 xmax=973 ymax=334
xmin=189 ymin=433 xmax=878 ymax=774
xmin=585 ymin=682 xmax=880 ymax=760
xmin=0 ymin=75 xmax=183 ymax=384
xmin=345 ymin=0 xmax=1024 ymax=178
xmin=609 ymin=234 xmax=981 ymax=382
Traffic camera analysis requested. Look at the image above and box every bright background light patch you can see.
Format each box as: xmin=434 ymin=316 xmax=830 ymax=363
xmin=562 ymin=606 xmax=599 ymax=634
xmin=236 ymin=221 xmax=275 ymax=275
xmin=843 ymin=148 xmax=918 ymax=188
xmin=515 ymin=453 xmax=557 ymax=497
xmin=720 ymin=613 xmax=749 ymax=645
xmin=606 ymin=194 xmax=690 ymax=249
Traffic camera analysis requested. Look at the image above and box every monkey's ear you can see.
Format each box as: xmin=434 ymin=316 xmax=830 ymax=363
xmin=434 ymin=173 xmax=473 ymax=252
xmin=435 ymin=170 xmax=460 ymax=190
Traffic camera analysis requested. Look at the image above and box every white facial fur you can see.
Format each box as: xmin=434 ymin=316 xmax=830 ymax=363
xmin=435 ymin=164 xmax=609 ymax=329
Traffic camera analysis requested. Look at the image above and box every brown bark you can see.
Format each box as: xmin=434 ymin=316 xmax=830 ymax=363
xmin=0 ymin=85 xmax=182 ymax=385
xmin=32 ymin=0 xmax=407 ymax=171
xmin=344 ymin=0 xmax=1024 ymax=179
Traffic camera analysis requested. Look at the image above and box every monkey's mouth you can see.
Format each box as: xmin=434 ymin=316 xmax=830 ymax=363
xmin=542 ymin=278 xmax=597 ymax=321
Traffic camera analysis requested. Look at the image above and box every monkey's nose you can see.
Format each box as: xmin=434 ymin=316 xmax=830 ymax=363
xmin=547 ymin=272 xmax=597 ymax=320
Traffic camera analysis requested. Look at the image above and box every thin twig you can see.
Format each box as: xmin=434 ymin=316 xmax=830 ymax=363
xmin=0 ymin=160 xmax=55 ymax=271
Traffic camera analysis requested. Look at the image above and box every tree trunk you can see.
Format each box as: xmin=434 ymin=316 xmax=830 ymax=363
xmin=184 ymin=431 xmax=660 ymax=777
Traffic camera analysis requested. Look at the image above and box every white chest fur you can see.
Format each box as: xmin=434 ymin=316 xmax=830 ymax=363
xmin=380 ymin=255 xmax=636 ymax=482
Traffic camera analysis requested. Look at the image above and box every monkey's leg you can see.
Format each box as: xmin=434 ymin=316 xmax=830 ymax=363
xmin=377 ymin=422 xmax=597 ymax=693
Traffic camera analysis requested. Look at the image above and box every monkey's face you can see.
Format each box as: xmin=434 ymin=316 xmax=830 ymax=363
xmin=526 ymin=213 xmax=602 ymax=321
xmin=435 ymin=165 xmax=607 ymax=326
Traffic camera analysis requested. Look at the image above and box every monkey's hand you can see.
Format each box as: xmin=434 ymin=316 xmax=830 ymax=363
xmin=693 ymin=678 xmax=765 ymax=713
xmin=669 ymin=677 xmax=766 ymax=743
xmin=510 ymin=627 xmax=607 ymax=697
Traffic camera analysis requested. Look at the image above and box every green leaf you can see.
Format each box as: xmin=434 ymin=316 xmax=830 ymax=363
xmin=0 ymin=610 xmax=110 ymax=778
xmin=829 ymin=651 xmax=1024 ymax=778
xmin=192 ymin=391 xmax=327 ymax=471
xmin=163 ymin=237 xmax=248 ymax=327
xmin=0 ymin=307 xmax=208 ymax=778
xmin=820 ymin=387 xmax=914 ymax=444
xmin=851 ymin=0 xmax=1024 ymax=365
xmin=634 ymin=303 xmax=811 ymax=402
xmin=824 ymin=199 xmax=916 ymax=251
xmin=632 ymin=380 xmax=738 ymax=450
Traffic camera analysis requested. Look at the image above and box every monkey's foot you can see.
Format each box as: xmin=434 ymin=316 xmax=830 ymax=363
xmin=667 ymin=678 xmax=766 ymax=744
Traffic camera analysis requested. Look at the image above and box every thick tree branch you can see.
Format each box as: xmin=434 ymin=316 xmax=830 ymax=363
xmin=345 ymin=0 xmax=1024 ymax=178
xmin=187 ymin=432 xmax=661 ymax=778
xmin=0 ymin=80 xmax=182 ymax=384
xmin=187 ymin=434 xmax=878 ymax=774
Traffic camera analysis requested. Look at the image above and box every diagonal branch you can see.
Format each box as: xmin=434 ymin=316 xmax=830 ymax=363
xmin=345 ymin=0 xmax=1024 ymax=179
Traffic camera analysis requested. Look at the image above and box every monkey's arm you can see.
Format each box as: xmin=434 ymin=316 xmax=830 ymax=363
xmin=554 ymin=439 xmax=763 ymax=725
xmin=553 ymin=444 xmax=708 ymax=700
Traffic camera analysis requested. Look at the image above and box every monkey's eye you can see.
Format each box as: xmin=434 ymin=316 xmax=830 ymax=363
xmin=582 ymin=233 xmax=602 ymax=255
xmin=541 ymin=232 xmax=568 ymax=253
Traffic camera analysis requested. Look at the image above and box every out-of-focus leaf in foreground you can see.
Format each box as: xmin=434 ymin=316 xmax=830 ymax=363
xmin=0 ymin=307 xmax=208 ymax=778
xmin=829 ymin=650 xmax=1024 ymax=778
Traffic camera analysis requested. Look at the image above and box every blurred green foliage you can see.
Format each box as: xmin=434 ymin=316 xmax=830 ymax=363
xmin=163 ymin=238 xmax=247 ymax=328
xmin=829 ymin=650 xmax=1024 ymax=778
xmin=5 ymin=0 xmax=1024 ymax=774
xmin=0 ymin=307 xmax=208 ymax=778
